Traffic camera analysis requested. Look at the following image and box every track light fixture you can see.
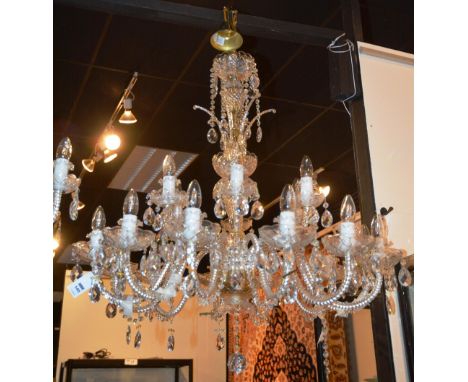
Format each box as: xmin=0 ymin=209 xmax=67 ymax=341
xmin=119 ymin=96 xmax=137 ymax=124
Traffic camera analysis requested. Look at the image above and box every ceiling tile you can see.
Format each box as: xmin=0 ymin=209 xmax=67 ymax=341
xmin=262 ymin=45 xmax=332 ymax=106
xmin=267 ymin=109 xmax=352 ymax=167
xmin=54 ymin=5 xmax=109 ymax=62
xmin=95 ymin=15 xmax=207 ymax=79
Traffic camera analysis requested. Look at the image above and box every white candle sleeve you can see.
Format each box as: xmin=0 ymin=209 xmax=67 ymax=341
xmin=53 ymin=158 xmax=69 ymax=190
xmin=184 ymin=207 xmax=201 ymax=240
xmin=230 ymin=163 xmax=244 ymax=194
xmin=163 ymin=175 xmax=176 ymax=197
xmin=300 ymin=176 xmax=313 ymax=206
xmin=279 ymin=210 xmax=296 ymax=237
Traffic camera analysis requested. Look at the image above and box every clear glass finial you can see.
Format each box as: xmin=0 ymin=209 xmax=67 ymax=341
xmin=300 ymin=155 xmax=313 ymax=177
xmin=280 ymin=184 xmax=296 ymax=212
xmin=123 ymin=189 xmax=139 ymax=215
xmin=187 ymin=180 xmax=202 ymax=208
xmin=163 ymin=154 xmax=176 ymax=177
xmin=56 ymin=137 xmax=72 ymax=160
xmin=340 ymin=194 xmax=356 ymax=222
xmin=91 ymin=206 xmax=106 ymax=230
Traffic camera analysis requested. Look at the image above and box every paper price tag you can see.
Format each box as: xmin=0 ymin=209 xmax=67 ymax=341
xmin=67 ymin=272 xmax=94 ymax=298
xmin=124 ymin=359 xmax=138 ymax=366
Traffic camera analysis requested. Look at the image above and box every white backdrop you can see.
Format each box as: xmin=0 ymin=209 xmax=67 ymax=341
xmin=359 ymin=42 xmax=414 ymax=382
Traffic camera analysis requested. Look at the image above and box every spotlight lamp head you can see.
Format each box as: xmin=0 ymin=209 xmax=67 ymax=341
xmin=119 ymin=96 xmax=137 ymax=124
xmin=82 ymin=158 xmax=96 ymax=173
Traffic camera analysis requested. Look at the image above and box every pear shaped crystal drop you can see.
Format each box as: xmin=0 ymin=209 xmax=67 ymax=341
xmin=398 ymin=266 xmax=412 ymax=287
xmin=69 ymin=199 xmax=79 ymax=221
xmin=134 ymin=329 xmax=142 ymax=348
xmin=153 ymin=214 xmax=163 ymax=231
xmin=309 ymin=207 xmax=320 ymax=225
xmin=256 ymin=126 xmax=262 ymax=142
xmin=126 ymin=325 xmax=131 ymax=345
xmin=214 ymin=199 xmax=226 ymax=219
xmin=227 ymin=352 xmax=247 ymax=374
xmin=88 ymin=285 xmax=100 ymax=303
xmin=251 ymin=201 xmax=264 ymax=220
xmin=216 ymin=333 xmax=225 ymax=351
xmin=106 ymin=303 xmax=117 ymax=318
xmin=207 ymin=127 xmax=219 ymax=144
xmin=167 ymin=334 xmax=175 ymax=352
xmin=321 ymin=209 xmax=333 ymax=228
xmin=143 ymin=207 xmax=155 ymax=226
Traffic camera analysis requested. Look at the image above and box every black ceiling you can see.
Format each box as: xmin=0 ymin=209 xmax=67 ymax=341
xmin=53 ymin=0 xmax=413 ymax=291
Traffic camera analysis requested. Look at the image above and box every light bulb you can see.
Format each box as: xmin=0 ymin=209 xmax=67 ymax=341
xmin=104 ymin=132 xmax=121 ymax=151
xmin=56 ymin=137 xmax=72 ymax=160
xmin=187 ymin=180 xmax=202 ymax=208
xmin=103 ymin=150 xmax=118 ymax=163
xmin=319 ymin=185 xmax=330 ymax=198
xmin=91 ymin=206 xmax=106 ymax=230
xmin=123 ymin=189 xmax=139 ymax=215
xmin=77 ymin=201 xmax=86 ymax=210
xmin=300 ymin=155 xmax=314 ymax=177
xmin=52 ymin=237 xmax=60 ymax=251
xmin=163 ymin=154 xmax=176 ymax=176
xmin=370 ymin=213 xmax=383 ymax=237
xmin=280 ymin=184 xmax=296 ymax=212
xmin=340 ymin=194 xmax=356 ymax=222
xmin=82 ymin=158 xmax=95 ymax=173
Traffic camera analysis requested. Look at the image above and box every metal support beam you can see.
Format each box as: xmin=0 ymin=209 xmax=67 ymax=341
xmin=340 ymin=1 xmax=397 ymax=381
xmin=54 ymin=0 xmax=344 ymax=47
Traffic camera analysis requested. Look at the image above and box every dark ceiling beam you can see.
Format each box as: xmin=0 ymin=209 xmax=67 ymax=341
xmin=54 ymin=0 xmax=343 ymax=47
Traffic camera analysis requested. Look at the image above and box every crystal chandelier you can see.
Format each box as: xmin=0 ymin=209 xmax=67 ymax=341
xmin=71 ymin=48 xmax=407 ymax=375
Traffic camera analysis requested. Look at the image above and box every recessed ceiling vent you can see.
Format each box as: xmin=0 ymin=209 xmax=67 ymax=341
xmin=108 ymin=146 xmax=198 ymax=193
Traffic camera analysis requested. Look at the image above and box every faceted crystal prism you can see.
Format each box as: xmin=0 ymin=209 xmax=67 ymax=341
xmin=256 ymin=127 xmax=262 ymax=142
xmin=88 ymin=285 xmax=100 ymax=303
xmin=69 ymin=199 xmax=79 ymax=221
xmin=214 ymin=199 xmax=226 ymax=219
xmin=167 ymin=334 xmax=175 ymax=352
xmin=105 ymin=303 xmax=117 ymax=318
xmin=153 ymin=214 xmax=163 ymax=231
xmin=70 ymin=264 xmax=83 ymax=281
xmin=227 ymin=352 xmax=246 ymax=374
xmin=143 ymin=207 xmax=155 ymax=226
xmin=321 ymin=209 xmax=333 ymax=228
xmin=134 ymin=330 xmax=142 ymax=348
xmin=126 ymin=325 xmax=131 ymax=345
xmin=251 ymin=201 xmax=264 ymax=220
xmin=398 ymin=266 xmax=412 ymax=287
xmin=207 ymin=127 xmax=219 ymax=144
xmin=216 ymin=333 xmax=225 ymax=351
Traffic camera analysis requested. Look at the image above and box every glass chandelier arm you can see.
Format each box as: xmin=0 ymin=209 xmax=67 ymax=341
xmin=245 ymin=109 xmax=276 ymax=133
xmin=193 ymin=267 xmax=219 ymax=301
xmin=296 ymin=251 xmax=353 ymax=306
xmin=294 ymin=294 xmax=327 ymax=317
xmin=53 ymin=190 xmax=62 ymax=223
xmin=193 ymin=105 xmax=221 ymax=126
xmin=96 ymin=281 xmax=143 ymax=306
xmin=330 ymin=272 xmax=383 ymax=312
xmin=150 ymin=263 xmax=171 ymax=291
xmin=153 ymin=295 xmax=188 ymax=319
xmin=124 ymin=264 xmax=164 ymax=300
